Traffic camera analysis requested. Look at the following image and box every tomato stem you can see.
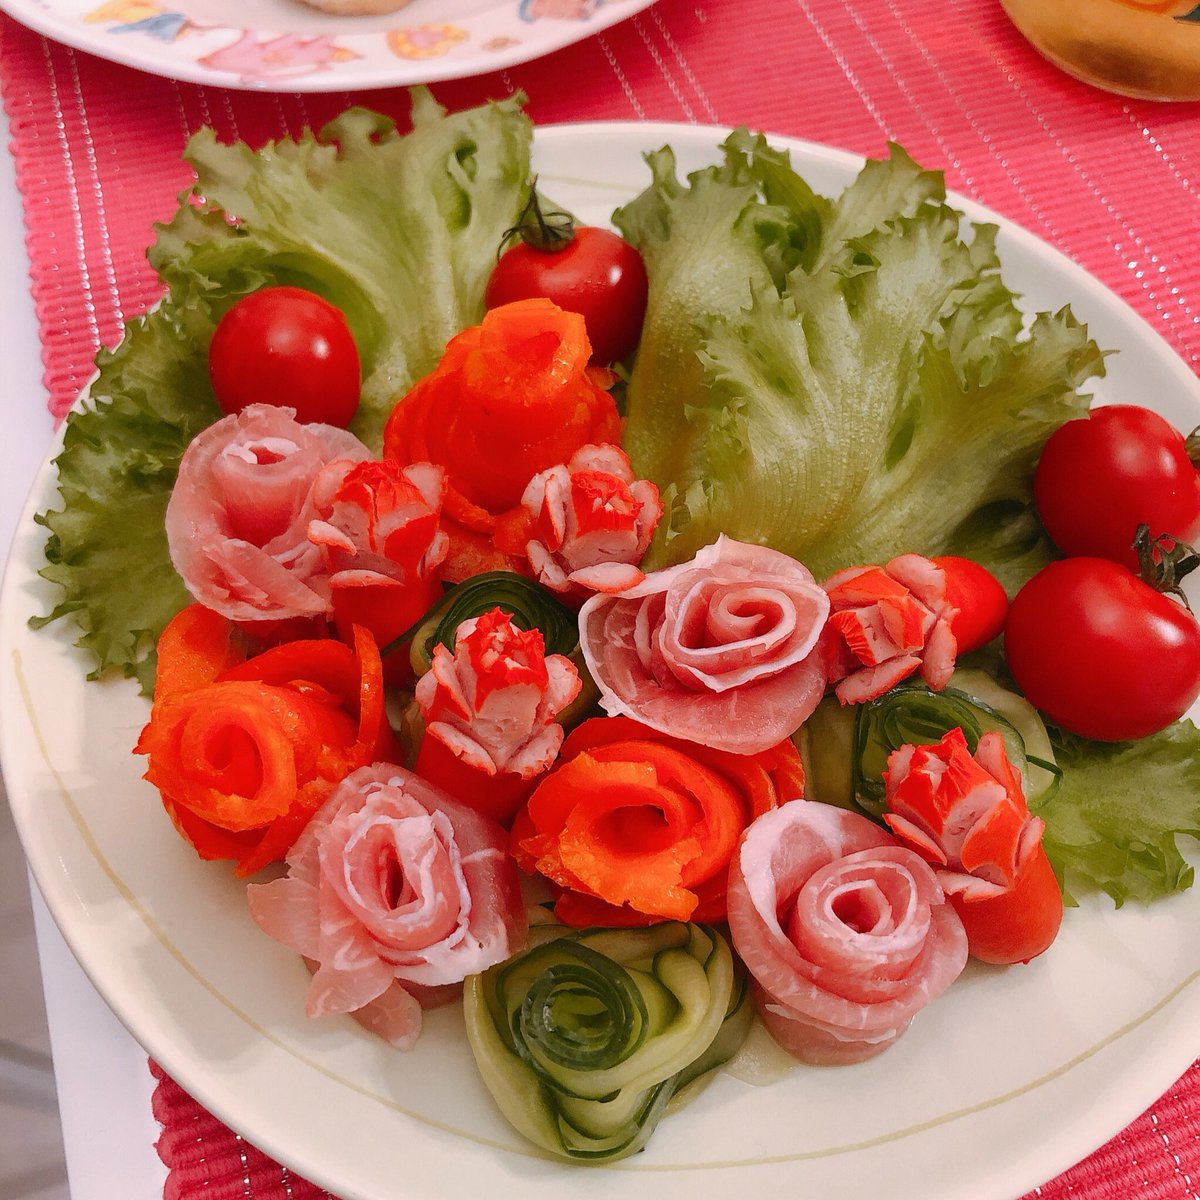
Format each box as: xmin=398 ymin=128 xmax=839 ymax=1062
xmin=1133 ymin=524 xmax=1199 ymax=609
xmin=1186 ymin=425 xmax=1200 ymax=468
xmin=501 ymin=177 xmax=576 ymax=255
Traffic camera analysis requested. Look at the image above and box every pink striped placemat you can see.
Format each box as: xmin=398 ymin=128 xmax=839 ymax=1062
xmin=3 ymin=0 xmax=1200 ymax=1196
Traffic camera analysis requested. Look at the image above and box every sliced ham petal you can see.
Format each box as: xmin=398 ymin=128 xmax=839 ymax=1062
xmin=727 ymin=802 xmax=968 ymax=1065
xmin=167 ymin=405 xmax=371 ymax=623
xmin=247 ymin=763 xmax=527 ymax=1046
xmin=580 ymin=536 xmax=831 ymax=755
xmin=347 ymin=979 xmax=424 ymax=1050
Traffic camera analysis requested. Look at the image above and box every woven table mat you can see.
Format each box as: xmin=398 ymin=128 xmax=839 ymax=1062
xmin=149 ymin=1059 xmax=1200 ymax=1200
xmin=3 ymin=0 xmax=1200 ymax=1195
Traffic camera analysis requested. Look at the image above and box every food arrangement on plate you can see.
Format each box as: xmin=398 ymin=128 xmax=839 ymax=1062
xmin=28 ymin=89 xmax=1200 ymax=1165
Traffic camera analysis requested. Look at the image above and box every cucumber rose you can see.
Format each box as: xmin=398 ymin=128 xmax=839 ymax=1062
xmin=463 ymin=921 xmax=751 ymax=1162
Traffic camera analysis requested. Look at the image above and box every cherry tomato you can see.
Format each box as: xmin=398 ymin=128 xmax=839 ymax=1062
xmin=1004 ymin=556 xmax=1200 ymax=741
xmin=933 ymin=555 xmax=1008 ymax=653
xmin=485 ymin=226 xmax=649 ymax=365
xmin=1033 ymin=405 xmax=1200 ymax=571
xmin=208 ymin=286 xmax=361 ymax=427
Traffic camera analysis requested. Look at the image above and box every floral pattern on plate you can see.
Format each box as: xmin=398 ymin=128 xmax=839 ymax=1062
xmin=13 ymin=0 xmax=654 ymax=90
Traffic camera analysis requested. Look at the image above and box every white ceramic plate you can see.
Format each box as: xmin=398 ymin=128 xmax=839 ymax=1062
xmin=3 ymin=123 xmax=1199 ymax=1200
xmin=0 ymin=0 xmax=653 ymax=91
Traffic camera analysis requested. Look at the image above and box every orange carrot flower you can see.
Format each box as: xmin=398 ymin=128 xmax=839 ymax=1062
xmin=135 ymin=604 xmax=400 ymax=876
xmin=511 ymin=715 xmax=807 ymax=926
xmin=383 ymin=298 xmax=621 ymax=581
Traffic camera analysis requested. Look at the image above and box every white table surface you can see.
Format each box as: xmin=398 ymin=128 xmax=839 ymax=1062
xmin=1 ymin=107 xmax=168 ymax=1200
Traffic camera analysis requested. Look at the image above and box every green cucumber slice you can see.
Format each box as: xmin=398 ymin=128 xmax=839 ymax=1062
xmin=463 ymin=921 xmax=750 ymax=1162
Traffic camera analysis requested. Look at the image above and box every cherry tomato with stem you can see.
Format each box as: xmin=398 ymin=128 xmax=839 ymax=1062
xmin=1003 ymin=529 xmax=1200 ymax=741
xmin=209 ymin=286 xmax=362 ymax=427
xmin=1033 ymin=404 xmax=1200 ymax=571
xmin=485 ymin=181 xmax=649 ymax=366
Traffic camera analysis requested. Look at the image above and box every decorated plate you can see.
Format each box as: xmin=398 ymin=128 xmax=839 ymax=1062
xmin=2 ymin=123 xmax=1199 ymax=1200
xmin=0 ymin=0 xmax=654 ymax=91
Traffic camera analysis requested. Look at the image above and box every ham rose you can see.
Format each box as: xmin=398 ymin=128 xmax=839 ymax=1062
xmin=247 ymin=762 xmax=527 ymax=1049
xmin=166 ymin=404 xmax=370 ymax=625
xmin=823 ymin=554 xmax=958 ymax=704
xmin=578 ymin=536 xmax=831 ymax=754
xmin=519 ymin=443 xmax=662 ymax=598
xmin=883 ymin=727 xmax=1063 ymax=964
xmin=727 ymin=801 xmax=968 ymax=1064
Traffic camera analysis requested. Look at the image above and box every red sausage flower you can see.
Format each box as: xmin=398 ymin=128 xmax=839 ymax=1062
xmin=308 ymin=459 xmax=448 ymax=656
xmin=883 ymin=727 xmax=1063 ymax=964
xmin=823 ymin=554 xmax=958 ymax=704
xmin=413 ymin=608 xmax=581 ymax=824
xmin=520 ymin=444 xmax=662 ymax=598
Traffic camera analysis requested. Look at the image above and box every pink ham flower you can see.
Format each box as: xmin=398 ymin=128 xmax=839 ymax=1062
xmin=415 ymin=608 xmax=581 ymax=780
xmin=247 ymin=762 xmax=526 ymax=1049
xmin=578 ymin=536 xmax=831 ymax=755
xmin=823 ymin=553 xmax=958 ymax=704
xmin=883 ymin=728 xmax=1063 ymax=964
xmin=165 ymin=404 xmax=370 ymax=624
xmin=726 ymin=801 xmax=968 ymax=1065
xmin=521 ymin=444 xmax=662 ymax=598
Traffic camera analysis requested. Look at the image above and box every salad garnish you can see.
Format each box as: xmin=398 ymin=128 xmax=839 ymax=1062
xmin=25 ymin=90 xmax=1200 ymax=1163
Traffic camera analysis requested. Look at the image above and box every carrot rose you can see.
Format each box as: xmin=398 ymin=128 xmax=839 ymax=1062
xmin=511 ymin=715 xmax=807 ymax=926
xmin=383 ymin=298 xmax=621 ymax=581
xmin=883 ymin=727 xmax=1063 ymax=964
xmin=135 ymin=604 xmax=400 ymax=876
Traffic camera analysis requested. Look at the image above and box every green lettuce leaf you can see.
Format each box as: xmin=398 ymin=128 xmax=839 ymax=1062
xmin=1032 ymin=721 xmax=1200 ymax=906
xmin=616 ymin=135 xmax=1106 ymax=587
xmin=34 ymin=91 xmax=533 ymax=693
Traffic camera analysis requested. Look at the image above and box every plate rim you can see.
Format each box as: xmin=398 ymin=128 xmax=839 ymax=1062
xmin=0 ymin=0 xmax=656 ymax=93
xmin=4 ymin=117 xmax=1200 ymax=1200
